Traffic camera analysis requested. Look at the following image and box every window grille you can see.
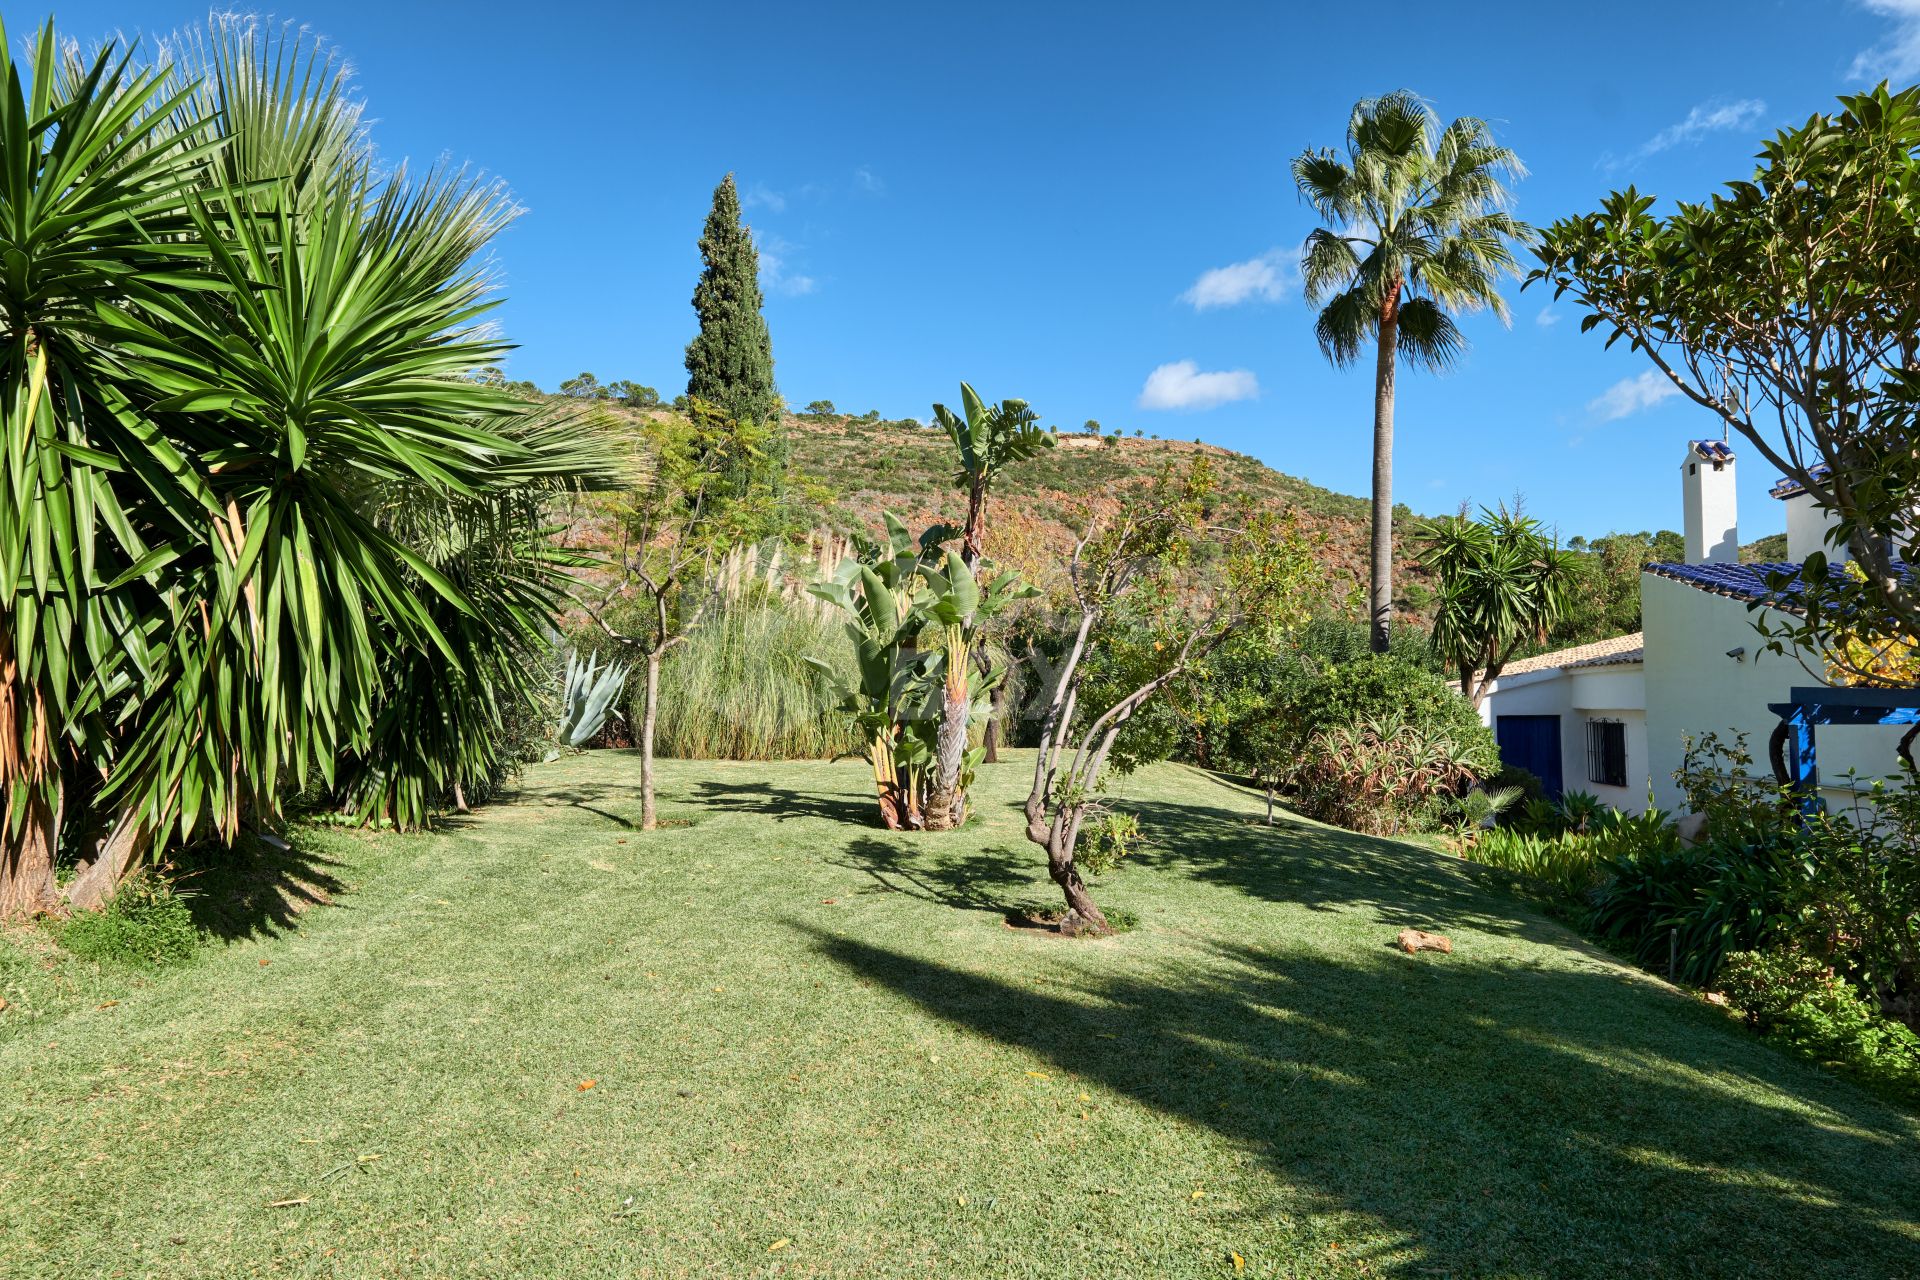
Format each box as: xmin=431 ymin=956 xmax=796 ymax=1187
xmin=1587 ymin=719 xmax=1627 ymax=788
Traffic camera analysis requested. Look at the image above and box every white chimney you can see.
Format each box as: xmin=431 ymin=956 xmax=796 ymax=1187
xmin=1681 ymin=440 xmax=1738 ymax=564
xmin=1771 ymin=467 xmax=1841 ymax=563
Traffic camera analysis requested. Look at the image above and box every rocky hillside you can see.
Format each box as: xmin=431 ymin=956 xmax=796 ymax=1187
xmin=554 ymin=401 xmax=1443 ymax=619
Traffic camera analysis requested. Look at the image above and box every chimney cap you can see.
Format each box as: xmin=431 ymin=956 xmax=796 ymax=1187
xmin=1770 ymin=462 xmax=1831 ymax=500
xmin=1687 ymin=439 xmax=1736 ymax=464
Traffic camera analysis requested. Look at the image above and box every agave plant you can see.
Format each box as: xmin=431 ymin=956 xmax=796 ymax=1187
xmin=558 ymin=651 xmax=634 ymax=750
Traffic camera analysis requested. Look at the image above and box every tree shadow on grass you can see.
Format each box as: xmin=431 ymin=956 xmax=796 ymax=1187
xmin=831 ymin=837 xmax=1038 ymax=915
xmin=521 ymin=784 xmax=643 ymax=830
xmin=691 ymin=778 xmax=877 ymax=826
xmin=172 ymin=832 xmax=347 ymax=942
xmin=1125 ymin=795 xmax=1568 ymax=945
xmin=797 ymin=922 xmax=1920 ymax=1278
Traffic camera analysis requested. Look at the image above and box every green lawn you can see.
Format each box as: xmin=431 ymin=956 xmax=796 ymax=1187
xmin=4 ymin=752 xmax=1917 ymax=1278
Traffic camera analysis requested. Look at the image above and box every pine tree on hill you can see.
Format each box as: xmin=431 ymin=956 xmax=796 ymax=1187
xmin=684 ymin=174 xmax=781 ymax=491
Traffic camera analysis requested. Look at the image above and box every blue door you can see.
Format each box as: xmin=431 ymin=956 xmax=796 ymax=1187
xmin=1495 ymin=714 xmax=1564 ymax=798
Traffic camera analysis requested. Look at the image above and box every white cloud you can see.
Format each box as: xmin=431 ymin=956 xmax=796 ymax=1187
xmin=1536 ymin=306 xmax=1560 ymax=328
xmin=1640 ymin=98 xmax=1767 ymax=156
xmin=741 ymin=182 xmax=786 ymax=213
xmin=1588 ymin=370 xmax=1679 ymax=421
xmin=1602 ymin=98 xmax=1767 ymax=171
xmin=1180 ymin=249 xmax=1297 ymax=310
xmin=757 ymin=235 xmax=815 ymax=297
xmin=1137 ymin=361 xmax=1259 ymax=411
xmin=853 ymin=165 xmax=885 ymax=195
xmin=1851 ymin=0 xmax=1920 ymax=79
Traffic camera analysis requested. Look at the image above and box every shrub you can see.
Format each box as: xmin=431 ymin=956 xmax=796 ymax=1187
xmin=1464 ymin=828 xmax=1608 ymax=901
xmin=1586 ymin=837 xmax=1800 ymax=986
xmin=1463 ymin=807 xmax=1679 ymax=903
xmin=1720 ymin=948 xmax=1920 ymax=1099
xmin=1293 ymin=713 xmax=1484 ymax=835
xmin=1299 ymin=655 xmax=1499 ymax=776
xmin=51 ymin=875 xmax=201 ymax=969
xmin=1079 ymin=811 xmax=1142 ymax=877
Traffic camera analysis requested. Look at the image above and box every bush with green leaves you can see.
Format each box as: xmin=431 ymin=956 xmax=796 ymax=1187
xmin=1292 ymin=712 xmax=1488 ymax=836
xmin=1078 ymin=811 xmax=1142 ymax=877
xmin=1586 ymin=837 xmax=1802 ymax=986
xmin=1719 ymin=948 xmax=1920 ymax=1101
xmin=51 ymin=875 xmax=201 ymax=969
xmin=1463 ymin=807 xmax=1679 ymax=904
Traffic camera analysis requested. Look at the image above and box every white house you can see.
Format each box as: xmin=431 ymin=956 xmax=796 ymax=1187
xmin=1465 ymin=634 xmax=1649 ymax=811
xmin=1472 ymin=439 xmax=1909 ymax=815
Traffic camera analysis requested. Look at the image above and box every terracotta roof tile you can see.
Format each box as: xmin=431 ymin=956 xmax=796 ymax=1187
xmin=1496 ymin=632 xmax=1645 ymax=679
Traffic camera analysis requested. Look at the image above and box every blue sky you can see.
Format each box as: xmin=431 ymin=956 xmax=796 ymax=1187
xmin=40 ymin=0 xmax=1920 ymax=539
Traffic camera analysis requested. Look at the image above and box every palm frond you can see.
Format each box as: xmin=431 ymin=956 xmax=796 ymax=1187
xmin=1394 ymin=296 xmax=1466 ymax=372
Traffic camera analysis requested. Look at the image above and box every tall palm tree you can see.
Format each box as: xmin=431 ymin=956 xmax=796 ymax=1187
xmin=1294 ymin=91 xmax=1530 ymax=653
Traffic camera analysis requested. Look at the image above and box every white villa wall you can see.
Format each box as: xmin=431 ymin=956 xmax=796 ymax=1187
xmin=1473 ymin=664 xmax=1651 ymax=814
xmin=1640 ymin=572 xmax=1905 ymax=812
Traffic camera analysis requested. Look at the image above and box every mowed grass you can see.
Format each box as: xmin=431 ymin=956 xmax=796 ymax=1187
xmin=3 ymin=753 xmax=1918 ymax=1279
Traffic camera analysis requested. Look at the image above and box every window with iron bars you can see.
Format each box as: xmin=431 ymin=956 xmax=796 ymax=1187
xmin=1587 ymin=718 xmax=1627 ymax=788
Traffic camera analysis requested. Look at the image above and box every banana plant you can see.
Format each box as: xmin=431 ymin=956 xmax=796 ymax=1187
xmin=808 ymin=514 xmax=1031 ymax=830
xmin=917 ymin=551 xmax=1034 ymax=829
xmin=807 ymin=514 xmax=942 ymax=828
xmin=931 ymin=383 xmax=1055 ymax=566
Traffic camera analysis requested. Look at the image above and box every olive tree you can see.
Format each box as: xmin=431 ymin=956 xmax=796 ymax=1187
xmin=1023 ymin=461 xmax=1319 ymax=933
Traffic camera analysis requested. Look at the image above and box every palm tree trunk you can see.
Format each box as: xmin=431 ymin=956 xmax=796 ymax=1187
xmin=0 ymin=784 xmax=59 ymax=920
xmin=1370 ymin=302 xmax=1399 ymax=654
xmin=64 ymin=807 xmax=153 ymax=912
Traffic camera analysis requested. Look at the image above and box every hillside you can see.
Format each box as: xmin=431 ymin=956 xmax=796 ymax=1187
xmin=558 ymin=401 xmax=1442 ymax=618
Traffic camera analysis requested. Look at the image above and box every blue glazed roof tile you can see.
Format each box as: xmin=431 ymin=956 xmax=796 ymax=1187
xmin=1688 ymin=439 xmax=1736 ymax=464
xmin=1769 ymin=462 xmax=1832 ymax=500
xmin=1646 ymin=560 xmax=1905 ymax=607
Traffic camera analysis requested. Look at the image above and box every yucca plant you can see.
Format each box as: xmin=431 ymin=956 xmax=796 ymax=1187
xmin=0 ymin=17 xmax=618 ymax=915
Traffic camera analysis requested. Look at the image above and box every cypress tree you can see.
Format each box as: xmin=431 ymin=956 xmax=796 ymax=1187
xmin=684 ymin=174 xmax=781 ymax=491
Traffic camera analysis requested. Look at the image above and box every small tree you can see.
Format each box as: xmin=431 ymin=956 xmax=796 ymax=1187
xmin=593 ymin=401 xmax=775 ymax=829
xmin=1023 ymin=462 xmax=1319 ymax=933
xmin=607 ymin=380 xmax=661 ymax=409
xmin=1531 ymin=84 xmax=1920 ymax=684
xmin=1418 ymin=506 xmax=1577 ymax=707
xmin=559 ymin=371 xmax=608 ymax=399
xmin=1083 ymin=419 xmax=1101 ymax=435
xmin=804 ymin=399 xmax=836 ymax=416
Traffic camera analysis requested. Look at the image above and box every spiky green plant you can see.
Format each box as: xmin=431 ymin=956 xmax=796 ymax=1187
xmin=0 ymin=16 xmax=618 ymax=915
